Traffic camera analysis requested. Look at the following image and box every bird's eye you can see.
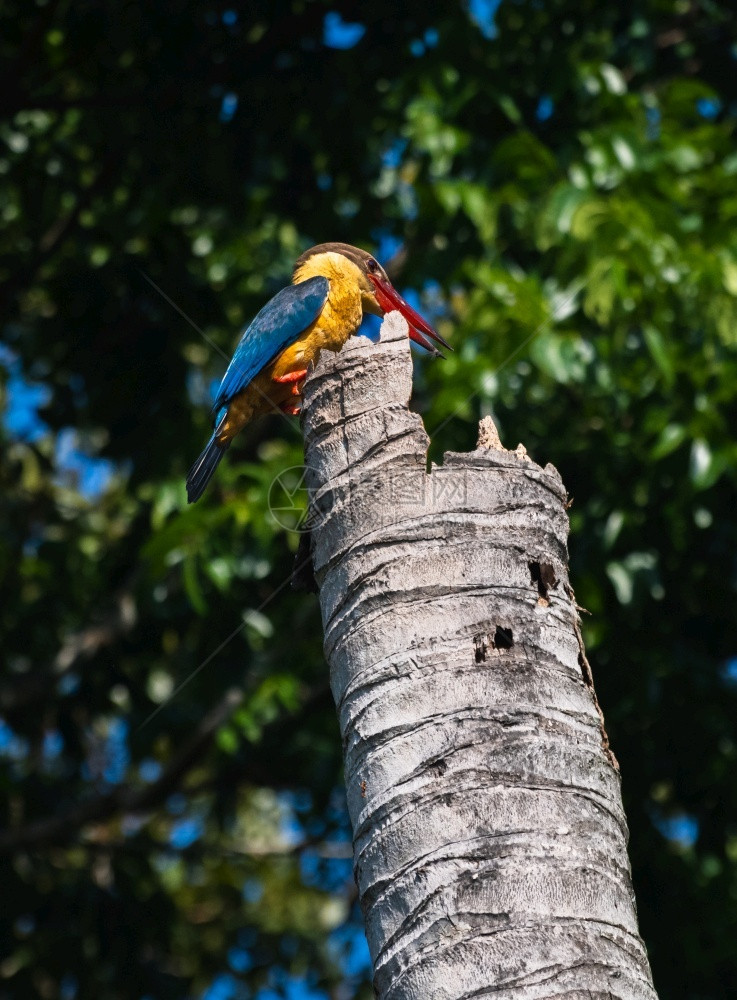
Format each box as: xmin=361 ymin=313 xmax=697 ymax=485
xmin=367 ymin=258 xmax=378 ymax=273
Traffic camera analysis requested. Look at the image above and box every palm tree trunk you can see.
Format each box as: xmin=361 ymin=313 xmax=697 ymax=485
xmin=301 ymin=314 xmax=658 ymax=1000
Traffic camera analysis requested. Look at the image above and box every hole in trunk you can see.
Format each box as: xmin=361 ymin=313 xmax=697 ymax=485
xmin=474 ymin=634 xmax=487 ymax=662
xmin=491 ymin=626 xmax=513 ymax=651
xmin=529 ymin=560 xmax=558 ymax=600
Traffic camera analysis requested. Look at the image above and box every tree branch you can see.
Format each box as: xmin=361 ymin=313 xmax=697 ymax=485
xmin=0 ymin=680 xmax=333 ymax=855
xmin=0 ymin=688 xmax=242 ymax=854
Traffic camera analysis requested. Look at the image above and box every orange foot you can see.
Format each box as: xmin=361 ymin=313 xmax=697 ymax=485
xmin=274 ymin=368 xmax=307 ymax=397
xmin=274 ymin=368 xmax=308 ymax=398
xmin=273 ymin=369 xmax=308 ymax=384
xmin=279 ymin=401 xmax=302 ymax=416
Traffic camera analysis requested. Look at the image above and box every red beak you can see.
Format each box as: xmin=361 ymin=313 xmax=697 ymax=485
xmin=369 ymin=275 xmax=452 ymax=357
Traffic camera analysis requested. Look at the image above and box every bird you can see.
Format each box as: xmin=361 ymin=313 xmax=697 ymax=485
xmin=186 ymin=242 xmax=450 ymax=503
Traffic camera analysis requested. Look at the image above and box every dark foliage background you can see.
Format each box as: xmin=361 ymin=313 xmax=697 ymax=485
xmin=1 ymin=1 xmax=736 ymax=997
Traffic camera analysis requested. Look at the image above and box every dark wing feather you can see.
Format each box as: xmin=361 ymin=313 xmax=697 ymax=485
xmin=213 ymin=276 xmax=329 ymax=412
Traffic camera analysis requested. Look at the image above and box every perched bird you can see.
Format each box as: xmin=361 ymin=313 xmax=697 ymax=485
xmin=186 ymin=242 xmax=450 ymax=503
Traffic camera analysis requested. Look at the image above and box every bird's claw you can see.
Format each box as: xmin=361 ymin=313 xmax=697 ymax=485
xmin=273 ymin=369 xmax=308 ymax=384
xmin=279 ymin=401 xmax=302 ymax=416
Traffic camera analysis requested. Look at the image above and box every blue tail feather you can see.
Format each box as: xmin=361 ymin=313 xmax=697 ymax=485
xmin=186 ymin=432 xmax=228 ymax=503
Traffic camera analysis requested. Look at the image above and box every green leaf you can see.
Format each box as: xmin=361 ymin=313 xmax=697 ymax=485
xmin=642 ymin=324 xmax=675 ymax=386
xmin=690 ymin=439 xmax=726 ymax=491
xmin=583 ymin=258 xmax=617 ymax=324
xmin=182 ymin=553 xmax=207 ymax=614
xmin=651 ymin=423 xmax=686 ymax=460
xmin=530 ymin=332 xmax=592 ymax=384
xmin=722 ymin=260 xmax=737 ymax=296
xmin=216 ymin=726 xmax=239 ymax=754
xmin=570 ymin=198 xmax=609 ymax=240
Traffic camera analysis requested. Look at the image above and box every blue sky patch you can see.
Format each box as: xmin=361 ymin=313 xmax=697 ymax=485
xmin=536 ymin=95 xmax=554 ymax=122
xmin=468 ymin=0 xmax=502 ymax=39
xmin=696 ymin=97 xmax=721 ymax=120
xmin=323 ymin=13 xmax=365 ymax=50
xmin=652 ymin=810 xmax=699 ymax=848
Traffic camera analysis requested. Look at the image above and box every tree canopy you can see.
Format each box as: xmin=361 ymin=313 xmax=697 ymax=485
xmin=1 ymin=1 xmax=736 ymax=997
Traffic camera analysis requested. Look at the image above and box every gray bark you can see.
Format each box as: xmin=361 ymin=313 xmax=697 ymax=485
xmin=300 ymin=313 xmax=658 ymax=1000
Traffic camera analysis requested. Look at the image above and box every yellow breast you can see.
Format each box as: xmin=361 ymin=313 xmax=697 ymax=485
xmin=293 ymin=251 xmax=364 ymax=351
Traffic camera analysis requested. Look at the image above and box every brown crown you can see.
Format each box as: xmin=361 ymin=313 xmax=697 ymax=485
xmin=293 ymin=242 xmax=374 ymax=275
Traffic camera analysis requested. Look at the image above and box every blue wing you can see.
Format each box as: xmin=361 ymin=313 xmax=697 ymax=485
xmin=212 ymin=276 xmax=329 ymax=412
